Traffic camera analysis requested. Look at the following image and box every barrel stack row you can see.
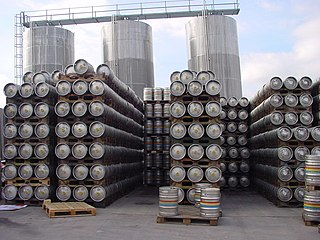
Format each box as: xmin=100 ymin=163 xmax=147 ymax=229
xmin=2 ymin=72 xmax=58 ymax=205
xmin=54 ymin=59 xmax=144 ymax=207
xmin=143 ymin=87 xmax=171 ymax=186
xmin=168 ymin=70 xmax=223 ymax=206
xmin=220 ymin=97 xmax=251 ymax=190
xmin=249 ymin=76 xmax=317 ymax=207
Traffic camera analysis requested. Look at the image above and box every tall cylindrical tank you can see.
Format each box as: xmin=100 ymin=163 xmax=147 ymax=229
xmin=24 ymin=26 xmax=75 ymax=73
xmin=102 ymin=20 xmax=154 ymax=98
xmin=186 ymin=15 xmax=242 ymax=98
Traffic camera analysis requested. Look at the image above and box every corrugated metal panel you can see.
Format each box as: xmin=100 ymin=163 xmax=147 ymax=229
xmin=186 ymin=15 xmax=242 ymax=98
xmin=102 ymin=20 xmax=154 ymax=98
xmin=24 ymin=26 xmax=75 ymax=73
xmin=0 ymin=108 xmax=3 ymax=159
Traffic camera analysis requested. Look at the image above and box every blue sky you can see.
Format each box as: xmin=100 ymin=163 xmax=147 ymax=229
xmin=0 ymin=0 xmax=320 ymax=107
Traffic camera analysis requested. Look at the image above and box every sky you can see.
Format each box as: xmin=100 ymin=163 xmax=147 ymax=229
xmin=0 ymin=0 xmax=320 ymax=107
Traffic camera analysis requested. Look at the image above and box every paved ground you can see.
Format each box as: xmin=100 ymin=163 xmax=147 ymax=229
xmin=0 ymin=187 xmax=318 ymax=240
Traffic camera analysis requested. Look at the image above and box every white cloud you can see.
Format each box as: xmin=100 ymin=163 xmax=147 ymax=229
xmin=258 ymin=0 xmax=282 ymax=11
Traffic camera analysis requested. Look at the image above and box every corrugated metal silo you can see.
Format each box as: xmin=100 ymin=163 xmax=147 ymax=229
xmin=102 ymin=20 xmax=154 ymax=98
xmin=186 ymin=15 xmax=242 ymax=98
xmin=23 ymin=26 xmax=74 ymax=73
xmin=0 ymin=108 xmax=3 ymax=159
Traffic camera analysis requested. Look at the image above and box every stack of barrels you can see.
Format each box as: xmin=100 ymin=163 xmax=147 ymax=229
xmin=220 ymin=97 xmax=251 ymax=189
xmin=143 ymin=87 xmax=171 ymax=186
xmin=54 ymin=59 xmax=143 ymax=207
xmin=303 ymin=155 xmax=320 ymax=223
xmin=168 ymin=70 xmax=222 ymax=204
xmin=2 ymin=73 xmax=58 ymax=205
xmin=249 ymin=76 xmax=316 ymax=207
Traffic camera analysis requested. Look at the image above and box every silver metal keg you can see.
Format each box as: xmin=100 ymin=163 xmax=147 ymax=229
xmin=18 ymin=143 xmax=33 ymax=159
xmin=206 ymin=144 xmax=222 ymax=161
xmin=159 ymin=186 xmax=178 ymax=216
xmin=34 ymin=163 xmax=50 ymax=179
xmin=18 ymin=164 xmax=33 ymax=179
xmin=56 ymin=80 xmax=72 ymax=96
xmin=19 ymin=83 xmax=34 ymax=98
xmin=200 ymin=187 xmax=221 ymax=218
xmin=73 ymin=185 xmax=89 ymax=201
xmin=72 ymin=80 xmax=88 ymax=95
xmin=18 ymin=185 xmax=33 ymax=200
xmin=205 ymin=101 xmax=221 ymax=117
xmin=34 ymin=143 xmax=49 ymax=159
xmin=34 ymin=185 xmax=50 ymax=200
xmin=2 ymin=164 xmax=17 ymax=180
xmin=55 ymin=101 xmax=70 ymax=117
xmin=188 ymin=123 xmax=204 ymax=139
xmin=205 ymin=166 xmax=222 ymax=183
xmin=55 ymin=143 xmax=71 ymax=159
xmin=34 ymin=102 xmax=50 ymax=118
xmin=72 ymin=122 xmax=88 ymax=138
xmin=187 ymin=101 xmax=204 ymax=117
xmin=18 ymin=123 xmax=33 ymax=139
xmin=170 ymin=143 xmax=186 ymax=160
xmin=18 ymin=103 xmax=33 ymax=118
xmin=205 ymin=80 xmax=221 ymax=96
xmin=71 ymin=143 xmax=88 ymax=159
xmin=56 ymin=164 xmax=72 ymax=180
xmin=34 ymin=123 xmax=50 ymax=139
xmin=56 ymin=185 xmax=72 ymax=201
xmin=187 ymin=80 xmax=203 ymax=96
xmin=187 ymin=166 xmax=204 ymax=183
xmin=71 ymin=101 xmax=87 ymax=117
xmin=170 ymin=102 xmax=186 ymax=118
xmin=169 ymin=165 xmax=186 ymax=182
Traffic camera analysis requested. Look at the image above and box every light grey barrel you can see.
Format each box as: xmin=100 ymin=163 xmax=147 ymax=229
xmin=194 ymin=183 xmax=212 ymax=208
xmin=305 ymin=155 xmax=320 ymax=185
xmin=303 ymin=190 xmax=320 ymax=221
xmin=159 ymin=186 xmax=179 ymax=216
xmin=200 ymin=187 xmax=221 ymax=218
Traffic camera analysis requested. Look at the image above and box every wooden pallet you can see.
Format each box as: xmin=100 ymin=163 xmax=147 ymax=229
xmin=42 ymin=199 xmax=96 ymax=218
xmin=156 ymin=205 xmax=219 ymax=226
xmin=303 ymin=215 xmax=320 ymax=227
xmin=305 ymin=185 xmax=320 ymax=191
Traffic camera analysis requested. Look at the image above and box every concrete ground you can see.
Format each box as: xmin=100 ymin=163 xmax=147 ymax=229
xmin=0 ymin=187 xmax=318 ymax=240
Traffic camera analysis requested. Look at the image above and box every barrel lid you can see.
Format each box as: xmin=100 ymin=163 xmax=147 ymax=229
xmin=170 ymin=143 xmax=186 ymax=160
xmin=205 ymin=80 xmax=221 ymax=96
xmin=55 ymin=122 xmax=71 ymax=138
xmin=2 ymin=185 xmax=18 ymax=200
xmin=169 ymin=166 xmax=186 ymax=182
xmin=88 ymin=100 xmax=105 ymax=117
xmin=186 ymin=188 xmax=196 ymax=204
xmin=311 ymin=147 xmax=320 ymax=155
xmin=18 ymin=123 xmax=33 ymax=139
xmin=18 ymin=185 xmax=33 ymax=200
xmin=18 ymin=103 xmax=33 ymax=118
xmin=170 ymin=122 xmax=187 ymax=139
xmin=18 ymin=143 xmax=33 ymax=159
xmin=187 ymin=80 xmax=203 ymax=96
xmin=277 ymin=187 xmax=293 ymax=202
xmin=283 ymin=76 xmax=298 ymax=90
xmin=270 ymin=77 xmax=283 ymax=90
xmin=89 ymin=142 xmax=105 ymax=159
xmin=294 ymin=146 xmax=310 ymax=161
xmin=293 ymin=126 xmax=309 ymax=141
xmin=3 ymin=144 xmax=17 ymax=159
xmin=299 ymin=112 xmax=313 ymax=125
xmin=17 ymin=164 xmax=33 ymax=180
xmin=196 ymin=71 xmax=210 ymax=85
xmin=227 ymin=122 xmax=237 ymax=132
xmin=55 ymin=143 xmax=71 ymax=159
xmin=170 ymin=71 xmax=181 ymax=82
xmin=284 ymin=112 xmax=298 ymax=125
xmin=34 ymin=143 xmax=49 ymax=159
xmin=56 ymin=185 xmax=72 ymax=201
xmin=188 ymin=123 xmax=204 ymax=140
xmin=169 ymin=102 xmax=186 ymax=118
xmin=270 ymin=94 xmax=283 ymax=107
xmin=277 ymin=127 xmax=293 ymax=141
xmin=34 ymin=123 xmax=50 ymax=139
xmin=72 ymin=143 xmax=88 ymax=159
xmin=90 ymin=164 xmax=105 ymax=180
xmin=294 ymin=167 xmax=305 ymax=182
xmin=206 ymin=123 xmax=222 ymax=139
xmin=4 ymin=83 xmax=19 ymax=98
xmin=90 ymin=186 xmax=106 ymax=202
xmin=270 ymin=111 xmax=284 ymax=125
xmin=3 ymin=164 xmax=17 ymax=180
xmin=219 ymin=176 xmax=226 ymax=187
xmin=220 ymin=109 xmax=227 ymax=119
xmin=298 ymin=76 xmax=312 ymax=90
xmin=284 ymin=94 xmax=298 ymax=107
xmin=34 ymin=163 xmax=49 ymax=179
xmin=89 ymin=121 xmax=105 ymax=138
xmin=89 ymin=80 xmax=105 ymax=95
xmin=187 ymin=166 xmax=204 ymax=183
xmin=240 ymin=147 xmax=250 ymax=159
xmin=35 ymin=82 xmax=50 ymax=97
xmin=177 ymin=187 xmax=185 ymax=203
xmin=220 ymin=97 xmax=227 ymax=106
xmin=180 ymin=70 xmax=194 ymax=84
xmin=240 ymin=162 xmax=250 ymax=173
xmin=220 ymin=162 xmax=226 ymax=172
xmin=170 ymin=81 xmax=186 ymax=97
xmin=227 ymin=136 xmax=236 ymax=146
xmin=278 ymin=147 xmax=293 ymax=161
xmin=278 ymin=166 xmax=293 ymax=182
xmin=34 ymin=185 xmax=50 ymax=200
xmin=56 ymin=80 xmax=71 ymax=96
xmin=4 ymin=103 xmax=17 ymax=119
xmin=228 ymin=162 xmax=238 ymax=173
xmin=228 ymin=176 xmax=238 ymax=187
xmin=311 ymin=126 xmax=320 ymax=141
xmin=73 ymin=185 xmax=89 ymax=201
xmin=205 ymin=166 xmax=222 ymax=183
xmin=51 ymin=70 xmax=63 ymax=84
xmin=228 ymin=97 xmax=238 ymax=107
xmin=240 ymin=176 xmax=250 ymax=187
xmin=96 ymin=64 xmax=112 ymax=76
xmin=72 ymin=101 xmax=87 ymax=117
xmin=22 ymin=71 xmax=34 ymax=83
xmin=299 ymin=93 xmax=313 ymax=107
xmin=187 ymin=101 xmax=204 ymax=117
xmin=72 ymin=122 xmax=88 ymax=138
xmin=56 ymin=164 xmax=72 ymax=180
xmin=72 ymin=80 xmax=88 ymax=95
xmin=34 ymin=102 xmax=50 ymax=118
xmin=294 ymin=186 xmax=305 ymax=202
xmin=74 ymin=59 xmax=92 ymax=75
xmin=239 ymin=97 xmax=250 ymax=107
xmin=55 ymin=101 xmax=70 ymax=117
xmin=228 ymin=146 xmax=239 ymax=159
xmin=205 ymin=101 xmax=221 ymax=117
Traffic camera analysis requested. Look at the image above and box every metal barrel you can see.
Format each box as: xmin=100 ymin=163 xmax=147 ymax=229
xmin=18 ymin=143 xmax=33 ymax=159
xmin=220 ymin=97 xmax=227 ymax=106
xmin=55 ymin=143 xmax=71 ymax=159
xmin=179 ymin=69 xmax=194 ymax=84
xmin=188 ymin=123 xmax=204 ymax=139
xmin=220 ymin=123 xmax=226 ymax=132
xmin=187 ymin=166 xmax=204 ymax=182
xmin=205 ymin=80 xmax=221 ymax=96
xmin=299 ymin=93 xmax=313 ymax=107
xmin=51 ymin=70 xmax=64 ymax=84
xmin=159 ymin=186 xmax=179 ymax=216
xmin=18 ymin=103 xmax=33 ymax=118
xmin=163 ymin=155 xmax=171 ymax=169
xmin=310 ymin=126 xmax=320 ymax=141
xmin=253 ymin=164 xmax=293 ymax=182
xmin=163 ymin=136 xmax=171 ymax=151
xmin=206 ymin=123 xmax=222 ymax=139
xmin=196 ymin=71 xmax=211 ymax=85
xmin=145 ymin=137 xmax=153 ymax=151
xmin=145 ymin=170 xmax=154 ymax=185
xmin=18 ymin=123 xmax=33 ymax=139
xmin=55 ymin=101 xmax=70 ymax=117
xmin=208 ymin=71 xmax=215 ymax=80
xmin=73 ymin=185 xmax=89 ymax=201
xmin=71 ymin=100 xmax=87 ymax=117
xmin=170 ymin=71 xmax=180 ymax=82
xmin=153 ymin=88 xmax=163 ymax=101
xmin=238 ymin=109 xmax=248 ymax=120
xmin=170 ymin=143 xmax=186 ymax=160
xmin=239 ymin=97 xmax=250 ymax=108
xmin=226 ymin=136 xmax=236 ymax=146
xmin=205 ymin=166 xmax=222 ymax=183
xmin=145 ymin=104 xmax=153 ymax=118
xmin=312 ymin=146 xmax=320 ymax=155
xmin=220 ymin=176 xmax=226 ymax=187
xmin=34 ymin=163 xmax=50 ymax=179
xmin=227 ymin=108 xmax=237 ymax=120
xmin=220 ymin=162 xmax=226 ymax=172
xmin=293 ymin=126 xmax=309 ymax=141
xmin=74 ymin=59 xmax=95 ymax=75
xmin=169 ymin=165 xmax=186 ymax=182
xmin=227 ymin=122 xmax=237 ymax=133
xmin=88 ymin=79 xmax=144 ymax=124
xmin=303 ymin=190 xmax=320 ymax=221
xmin=56 ymin=80 xmax=72 ymax=96
xmin=64 ymin=64 xmax=76 ymax=75
xmin=170 ymin=122 xmax=186 ymax=139
xmin=305 ymin=155 xmax=320 ymax=185
xmin=22 ymin=71 xmax=34 ymax=83
xmin=254 ymin=178 xmax=293 ymax=202
xmin=237 ymin=135 xmax=248 ymax=146
xmin=228 ymin=162 xmax=238 ymax=173
xmin=220 ymin=109 xmax=227 ymax=119
xmin=154 ymin=169 xmax=163 ymax=185
xmin=249 ymin=111 xmax=284 ymax=136
xmin=55 ymin=122 xmax=71 ymax=138
xmin=56 ymin=185 xmax=72 ymax=201
xmin=250 ymin=94 xmax=283 ymax=122
xmin=206 ymin=144 xmax=222 ymax=161
xmin=284 ymin=94 xmax=298 ymax=107
xmin=34 ymin=143 xmax=49 ymax=159
xmin=284 ymin=112 xmax=298 ymax=126
xmin=299 ymin=76 xmax=312 ymax=90
xmin=2 ymin=144 xmax=18 ymax=159
xmin=240 ymin=147 xmax=251 ymax=159
xmin=71 ymin=121 xmax=88 ymax=138
xmin=294 ymin=164 xmax=305 ymax=182
xmin=34 ymin=123 xmax=50 ymax=139
xmin=72 ymin=79 xmax=89 ymax=95
xmin=283 ymin=76 xmax=298 ymax=90
xmin=205 ymin=101 xmax=221 ymax=117
xmin=4 ymin=103 xmax=18 ymax=119
xmin=71 ymin=143 xmax=88 ymax=160
xmin=200 ymin=187 xmax=221 ymax=218
xmin=154 ymin=137 xmax=162 ymax=151
xmin=249 ymin=127 xmax=293 ymax=149
xmin=163 ymin=103 xmax=171 ymax=118
xmin=2 ymin=185 xmax=18 ymax=200
xmin=143 ymin=88 xmax=153 ymax=101
xmin=240 ymin=161 xmax=250 ymax=173
xmin=89 ymin=121 xmax=142 ymax=149
xmin=170 ymin=81 xmax=186 ymax=97
xmin=299 ymin=112 xmax=313 ymax=126
xmin=221 ymin=147 xmax=227 ymax=159
xmin=294 ymin=146 xmax=310 ymax=161
xmin=145 ymin=120 xmax=153 ymax=134
xmin=186 ymin=187 xmax=196 ymax=204
xmin=2 ymin=164 xmax=17 ymax=180
xmin=238 ymin=122 xmax=248 ymax=133
xmin=154 ymin=154 xmax=163 ymax=168
xmin=4 ymin=83 xmax=20 ymax=98
xmin=154 ymin=120 xmax=163 ymax=135
xmin=88 ymin=100 xmax=143 ymax=137
xmin=194 ymin=183 xmax=212 ymax=208
xmin=34 ymin=102 xmax=52 ymax=118
xmin=187 ymin=101 xmax=204 ymax=117
xmin=18 ymin=185 xmax=34 ymax=200
xmin=19 ymin=82 xmax=34 ymax=98
xmin=239 ymin=176 xmax=250 ymax=187
xmin=72 ymin=164 xmax=89 ymax=180
xmin=96 ymin=64 xmax=143 ymax=112
xmin=56 ymin=164 xmax=72 ymax=180
xmin=163 ymin=87 xmax=171 ymax=101
xmin=170 ymin=101 xmax=186 ymax=118
xmin=228 ymin=147 xmax=239 ymax=159
xmin=294 ymin=186 xmax=305 ymax=202
xmin=32 ymin=71 xmax=55 ymax=85
xmin=163 ymin=120 xmax=170 ymax=135
xmin=187 ymin=80 xmax=203 ymax=96
xmin=35 ymin=82 xmax=57 ymax=98
xmin=90 ymin=162 xmax=141 ymax=180
xmin=228 ymin=97 xmax=238 ymax=107
xmin=34 ymin=185 xmax=50 ymax=201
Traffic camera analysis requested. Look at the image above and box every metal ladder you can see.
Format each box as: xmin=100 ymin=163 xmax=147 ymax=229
xmin=14 ymin=13 xmax=24 ymax=84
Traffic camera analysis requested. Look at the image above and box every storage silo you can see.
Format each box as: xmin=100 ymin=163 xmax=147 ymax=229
xmin=186 ymin=15 xmax=242 ymax=98
xmin=24 ymin=26 xmax=74 ymax=74
xmin=102 ymin=20 xmax=154 ymax=98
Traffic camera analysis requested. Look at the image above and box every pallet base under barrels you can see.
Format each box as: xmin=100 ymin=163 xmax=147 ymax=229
xmin=42 ymin=199 xmax=96 ymax=218
xmin=302 ymin=214 xmax=320 ymax=227
xmin=156 ymin=205 xmax=219 ymax=226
